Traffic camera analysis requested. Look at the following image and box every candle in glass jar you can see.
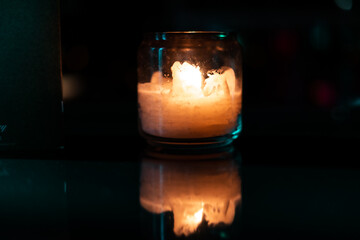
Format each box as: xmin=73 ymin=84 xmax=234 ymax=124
xmin=138 ymin=61 xmax=241 ymax=139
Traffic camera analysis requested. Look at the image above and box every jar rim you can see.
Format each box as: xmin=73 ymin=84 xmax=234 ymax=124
xmin=145 ymin=31 xmax=233 ymax=40
xmin=159 ymin=31 xmax=227 ymax=34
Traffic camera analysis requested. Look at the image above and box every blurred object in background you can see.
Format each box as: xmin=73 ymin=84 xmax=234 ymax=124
xmin=334 ymin=0 xmax=353 ymax=11
xmin=62 ymin=74 xmax=85 ymax=101
xmin=0 ymin=0 xmax=63 ymax=150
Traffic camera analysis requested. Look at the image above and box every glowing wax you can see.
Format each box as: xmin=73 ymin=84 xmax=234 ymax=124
xmin=138 ymin=61 xmax=241 ymax=139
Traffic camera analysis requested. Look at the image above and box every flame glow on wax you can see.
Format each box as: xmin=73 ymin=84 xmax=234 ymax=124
xmin=138 ymin=61 xmax=242 ymax=138
xmin=171 ymin=61 xmax=203 ymax=97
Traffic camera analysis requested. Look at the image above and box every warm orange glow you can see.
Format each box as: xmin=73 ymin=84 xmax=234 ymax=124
xmin=171 ymin=61 xmax=203 ymax=96
xmin=172 ymin=203 xmax=204 ymax=236
xmin=140 ymin=159 xmax=241 ymax=237
xmin=61 ymin=74 xmax=83 ymax=100
xmin=137 ymin=61 xmax=241 ymax=139
xmin=193 ymin=207 xmax=204 ymax=223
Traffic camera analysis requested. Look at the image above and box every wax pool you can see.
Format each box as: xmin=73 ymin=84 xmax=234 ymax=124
xmin=138 ymin=61 xmax=241 ymax=139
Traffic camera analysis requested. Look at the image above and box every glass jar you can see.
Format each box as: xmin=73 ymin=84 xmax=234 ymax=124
xmin=137 ymin=31 xmax=243 ymax=148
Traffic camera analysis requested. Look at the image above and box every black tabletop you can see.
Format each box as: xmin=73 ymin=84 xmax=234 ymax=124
xmin=1 ymin=136 xmax=359 ymax=240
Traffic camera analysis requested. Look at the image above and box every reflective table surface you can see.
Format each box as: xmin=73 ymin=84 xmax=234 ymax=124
xmin=1 ymin=136 xmax=360 ymax=240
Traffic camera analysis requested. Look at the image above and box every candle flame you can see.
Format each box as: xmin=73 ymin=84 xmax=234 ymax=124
xmin=176 ymin=62 xmax=202 ymax=89
xmin=171 ymin=61 xmax=203 ymax=96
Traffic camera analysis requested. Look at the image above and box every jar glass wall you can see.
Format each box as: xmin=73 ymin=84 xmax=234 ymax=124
xmin=137 ymin=31 xmax=243 ymax=147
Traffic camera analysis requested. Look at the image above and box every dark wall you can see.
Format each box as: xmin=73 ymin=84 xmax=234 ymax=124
xmin=60 ymin=0 xmax=360 ymax=138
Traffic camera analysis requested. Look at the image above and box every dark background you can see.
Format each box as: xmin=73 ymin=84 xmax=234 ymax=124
xmin=60 ymin=0 xmax=360 ymax=144
xmin=1 ymin=2 xmax=360 ymax=239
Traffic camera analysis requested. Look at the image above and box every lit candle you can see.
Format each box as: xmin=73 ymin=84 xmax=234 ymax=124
xmin=138 ymin=61 xmax=242 ymax=139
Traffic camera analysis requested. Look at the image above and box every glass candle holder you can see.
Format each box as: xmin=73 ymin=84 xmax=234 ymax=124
xmin=137 ymin=31 xmax=243 ymax=148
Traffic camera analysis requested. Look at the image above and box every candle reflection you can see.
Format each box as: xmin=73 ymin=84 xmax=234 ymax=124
xmin=140 ymin=147 xmax=242 ymax=238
